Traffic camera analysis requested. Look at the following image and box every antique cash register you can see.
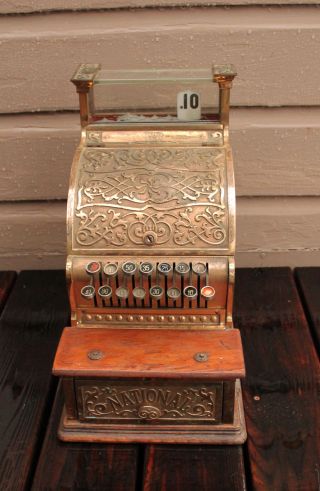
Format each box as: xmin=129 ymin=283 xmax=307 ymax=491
xmin=53 ymin=64 xmax=246 ymax=443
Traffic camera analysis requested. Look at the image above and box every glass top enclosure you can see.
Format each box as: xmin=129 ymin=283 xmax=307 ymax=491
xmin=89 ymin=68 xmax=219 ymax=124
xmin=94 ymin=69 xmax=212 ymax=84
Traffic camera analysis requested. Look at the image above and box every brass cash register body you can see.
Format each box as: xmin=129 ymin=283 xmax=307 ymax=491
xmin=53 ymin=64 xmax=246 ymax=444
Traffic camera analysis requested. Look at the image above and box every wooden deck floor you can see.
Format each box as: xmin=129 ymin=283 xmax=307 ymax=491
xmin=0 ymin=268 xmax=318 ymax=490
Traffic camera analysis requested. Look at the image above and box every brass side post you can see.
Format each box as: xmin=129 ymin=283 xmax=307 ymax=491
xmin=71 ymin=63 xmax=101 ymax=127
xmin=212 ymin=64 xmax=237 ymax=140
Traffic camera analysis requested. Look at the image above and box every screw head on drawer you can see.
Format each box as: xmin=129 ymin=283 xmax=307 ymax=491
xmin=87 ymin=350 xmax=104 ymax=360
xmin=194 ymin=352 xmax=209 ymax=362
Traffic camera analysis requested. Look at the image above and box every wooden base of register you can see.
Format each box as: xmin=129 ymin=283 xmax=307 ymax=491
xmin=53 ymin=328 xmax=246 ymax=444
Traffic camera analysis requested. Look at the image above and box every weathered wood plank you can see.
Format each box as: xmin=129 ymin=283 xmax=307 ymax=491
xmin=0 ymin=197 xmax=319 ymax=269
xmin=0 ymin=271 xmax=69 ymax=490
xmin=32 ymin=384 xmax=139 ymax=491
xmin=1 ymin=109 xmax=320 ymax=201
xmin=142 ymin=444 xmax=246 ymax=490
xmin=234 ymin=268 xmax=320 ymax=490
xmin=1 ymin=8 xmax=320 ymax=112
xmin=1 ymin=0 xmax=318 ymax=15
xmin=0 ymin=271 xmax=16 ymax=316
xmin=295 ymin=267 xmax=320 ymax=354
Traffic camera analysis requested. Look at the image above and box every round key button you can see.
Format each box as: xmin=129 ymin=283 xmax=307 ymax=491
xmin=103 ymin=262 xmax=118 ymax=276
xmin=184 ymin=285 xmax=198 ymax=299
xmin=85 ymin=261 xmax=101 ymax=274
xmin=192 ymin=262 xmax=207 ymax=275
xmin=116 ymin=286 xmax=129 ymax=299
xmin=81 ymin=285 xmax=95 ymax=299
xmin=201 ymin=285 xmax=215 ymax=300
xmin=122 ymin=261 xmax=137 ymax=275
xmin=98 ymin=285 xmax=112 ymax=298
xmin=167 ymin=286 xmax=181 ymax=300
xmin=150 ymin=285 xmax=164 ymax=299
xmin=175 ymin=262 xmax=190 ymax=275
xmin=139 ymin=262 xmax=154 ymax=275
xmin=157 ymin=262 xmax=172 ymax=275
xmin=133 ymin=286 xmax=146 ymax=299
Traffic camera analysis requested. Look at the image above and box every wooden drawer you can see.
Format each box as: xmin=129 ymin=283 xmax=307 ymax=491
xmin=75 ymin=378 xmax=224 ymax=425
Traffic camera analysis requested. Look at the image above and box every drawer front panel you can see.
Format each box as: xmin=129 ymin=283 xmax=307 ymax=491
xmin=75 ymin=378 xmax=223 ymax=425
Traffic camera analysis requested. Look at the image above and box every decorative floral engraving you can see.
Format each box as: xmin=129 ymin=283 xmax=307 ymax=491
xmin=87 ymin=131 xmax=102 ymax=146
xmin=77 ymin=383 xmax=220 ymax=422
xmin=73 ymin=147 xmax=228 ymax=251
xmin=138 ymin=405 xmax=162 ymax=419
xmin=82 ymin=171 xmax=221 ymax=205
xmin=76 ymin=209 xmax=128 ymax=247
xmin=81 ymin=148 xmax=225 ymax=172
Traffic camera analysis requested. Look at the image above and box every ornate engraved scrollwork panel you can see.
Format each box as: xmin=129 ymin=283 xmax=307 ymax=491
xmin=76 ymin=380 xmax=222 ymax=423
xmin=72 ymin=146 xmax=229 ymax=251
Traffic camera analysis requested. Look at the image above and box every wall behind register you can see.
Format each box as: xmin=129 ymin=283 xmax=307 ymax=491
xmin=0 ymin=1 xmax=319 ymax=270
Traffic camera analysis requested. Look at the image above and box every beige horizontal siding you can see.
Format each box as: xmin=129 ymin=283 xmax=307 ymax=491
xmin=0 ymin=114 xmax=78 ymax=201
xmin=1 ymin=108 xmax=319 ymax=201
xmin=1 ymin=0 xmax=317 ymax=13
xmin=0 ymin=198 xmax=319 ymax=270
xmin=1 ymin=8 xmax=320 ymax=113
xmin=0 ymin=4 xmax=318 ymax=270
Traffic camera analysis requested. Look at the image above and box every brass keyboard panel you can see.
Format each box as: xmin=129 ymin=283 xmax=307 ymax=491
xmin=69 ymin=255 xmax=232 ymax=328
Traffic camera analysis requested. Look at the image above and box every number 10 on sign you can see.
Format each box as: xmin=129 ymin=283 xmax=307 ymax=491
xmin=177 ymin=90 xmax=201 ymax=121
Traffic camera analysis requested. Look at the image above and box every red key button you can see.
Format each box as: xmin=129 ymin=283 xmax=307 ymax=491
xmin=85 ymin=261 xmax=101 ymax=274
xmin=201 ymin=285 xmax=215 ymax=299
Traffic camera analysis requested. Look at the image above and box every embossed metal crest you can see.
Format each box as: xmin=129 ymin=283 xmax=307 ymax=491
xmin=72 ymin=146 xmax=230 ymax=253
xmin=76 ymin=379 xmax=223 ymax=423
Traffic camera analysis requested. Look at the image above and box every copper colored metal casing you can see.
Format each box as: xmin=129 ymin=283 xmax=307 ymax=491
xmin=53 ymin=64 xmax=246 ymax=444
xmin=67 ymin=64 xmax=236 ymax=331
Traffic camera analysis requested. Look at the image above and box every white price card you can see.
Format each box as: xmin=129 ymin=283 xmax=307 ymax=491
xmin=177 ymin=90 xmax=201 ymax=121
